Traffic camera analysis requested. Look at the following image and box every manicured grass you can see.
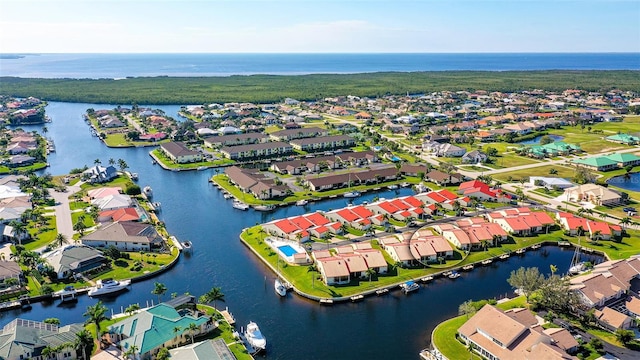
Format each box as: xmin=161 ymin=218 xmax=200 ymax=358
xmin=0 ymin=162 xmax=48 ymax=175
xmin=566 ymin=230 xmax=640 ymax=260
xmin=496 ymin=295 xmax=527 ymax=310
xmin=493 ymin=165 xmax=577 ymax=182
xmin=69 ymin=201 xmax=90 ymax=211
xmin=432 ymin=315 xmax=482 ymax=360
xmin=24 ymin=216 xmax=57 ymax=251
xmin=92 ymin=248 xmax=179 ymax=281
xmin=80 ymin=176 xmax=133 ymax=191
xmin=71 ymin=211 xmax=96 ymax=227
xmin=151 ymin=149 xmax=234 ymax=170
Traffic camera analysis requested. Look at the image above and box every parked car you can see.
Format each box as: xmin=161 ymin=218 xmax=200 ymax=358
xmin=623 ymin=207 xmax=636 ymax=212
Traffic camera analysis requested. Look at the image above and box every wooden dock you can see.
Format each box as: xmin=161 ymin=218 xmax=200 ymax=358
xmin=558 ymin=241 xmax=572 ymax=247
xmin=220 ymin=308 xmax=236 ymax=325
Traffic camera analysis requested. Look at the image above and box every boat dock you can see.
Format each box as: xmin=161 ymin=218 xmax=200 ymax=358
xmin=220 ymin=308 xmax=236 ymax=325
xmin=558 ymin=241 xmax=572 ymax=247
xmin=350 ymin=295 xmax=364 ymax=302
xmin=170 ymin=236 xmax=184 ymax=252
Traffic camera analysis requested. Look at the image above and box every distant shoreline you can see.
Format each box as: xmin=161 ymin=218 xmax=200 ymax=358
xmin=2 ymin=70 xmax=639 ymax=105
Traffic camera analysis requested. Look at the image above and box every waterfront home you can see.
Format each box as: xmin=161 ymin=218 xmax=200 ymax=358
xmin=269 ymin=127 xmax=328 ymax=141
xmin=316 ymin=257 xmax=350 ymax=285
xmin=557 ymin=213 xmax=589 ymax=236
xmin=442 ymin=228 xmax=479 ymax=250
xmin=563 ymin=184 xmax=622 ymax=206
xmin=0 ymin=260 xmax=22 ymax=292
xmin=289 ymin=135 xmax=356 ymax=152
xmin=486 ymin=208 xmax=554 ymax=236
xmin=0 ymin=319 xmax=84 ymax=360
xmin=262 ymin=212 xmax=341 ymax=241
xmin=97 ymin=207 xmax=141 ymax=223
xmin=571 ymin=156 xmax=619 ymax=171
xmin=325 ymin=205 xmax=374 ymax=230
xmin=225 ymin=166 xmax=290 ymax=199
xmin=458 ymin=305 xmax=578 ymax=360
xmin=203 ymin=133 xmax=269 ymax=148
xmin=169 ymin=338 xmax=236 ymax=360
xmin=91 ymin=193 xmax=133 ymax=211
xmin=82 ymin=165 xmax=118 ymax=183
xmin=219 ymin=141 xmax=293 ymax=160
xmin=338 ymin=253 xmax=369 ymax=278
xmin=107 ymin=301 xmax=215 ymax=360
xmin=87 ymin=186 xmax=122 ymax=200
xmin=409 ymin=235 xmax=454 ymax=263
xmin=43 ymin=244 xmax=108 ymax=279
xmin=379 ymin=237 xmax=416 ymax=266
xmin=355 ymin=248 xmax=389 ymax=274
xmin=81 ymin=221 xmax=163 ymax=252
xmin=160 ymin=142 xmax=202 ymax=164
xmin=458 ymin=180 xmax=510 ymax=203
xmin=399 ymin=163 xmax=429 ymax=177
xmin=605 ymin=152 xmax=640 ymax=168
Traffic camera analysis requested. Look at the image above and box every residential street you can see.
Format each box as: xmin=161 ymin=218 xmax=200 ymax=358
xmin=48 ymin=184 xmax=82 ymax=242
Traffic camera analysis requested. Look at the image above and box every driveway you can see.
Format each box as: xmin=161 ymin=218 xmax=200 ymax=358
xmin=49 ymin=184 xmax=82 ymax=243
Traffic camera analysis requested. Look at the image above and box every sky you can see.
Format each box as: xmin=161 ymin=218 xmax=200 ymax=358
xmin=1 ymin=0 xmax=639 ymax=53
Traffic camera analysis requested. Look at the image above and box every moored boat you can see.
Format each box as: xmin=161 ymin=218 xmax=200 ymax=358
xmin=295 ymin=199 xmax=308 ymax=206
xmin=143 ymin=186 xmax=153 ymax=197
xmin=499 ymin=253 xmax=510 ymax=260
xmin=88 ymin=278 xmax=131 ymax=297
xmin=462 ymin=264 xmax=474 ymax=271
xmin=343 ymin=191 xmax=361 ymax=198
xmin=232 ymin=200 xmax=249 ymax=210
xmin=531 ymin=244 xmax=542 ymax=250
xmin=448 ymin=271 xmax=461 ymax=279
xmin=274 ymin=278 xmax=287 ymax=297
xmin=245 ymin=321 xmax=266 ymax=352
xmin=254 ymin=204 xmax=276 ymax=212
xmin=515 ymin=248 xmax=526 ymax=255
xmin=57 ymin=285 xmax=78 ymax=303
xmin=181 ymin=241 xmax=193 ymax=253
xmin=481 ymin=259 xmax=493 ymax=266
xmin=400 ymin=280 xmax=419 ymax=294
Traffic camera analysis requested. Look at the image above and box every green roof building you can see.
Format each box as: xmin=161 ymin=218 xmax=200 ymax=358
xmin=571 ymin=156 xmax=619 ymax=171
xmin=605 ymin=153 xmax=640 ymax=167
xmin=606 ymin=133 xmax=640 ymax=145
xmin=108 ymin=303 xmax=215 ymax=360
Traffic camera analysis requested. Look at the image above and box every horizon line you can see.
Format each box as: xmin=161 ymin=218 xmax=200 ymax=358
xmin=3 ymin=51 xmax=640 ymax=55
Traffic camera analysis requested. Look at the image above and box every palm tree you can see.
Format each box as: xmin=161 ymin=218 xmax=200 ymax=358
xmin=118 ymin=158 xmax=129 ymax=172
xmin=55 ymin=233 xmax=68 ymax=248
xmin=156 ymin=347 xmax=170 ymax=360
xmin=307 ymin=264 xmax=318 ymax=289
xmin=75 ymin=329 xmax=93 ymax=360
xmin=93 ymin=159 xmax=101 ymax=166
xmin=173 ymin=326 xmax=183 ymax=343
xmin=125 ymin=303 xmax=140 ymax=316
xmin=200 ymin=287 xmax=225 ymax=309
xmin=187 ymin=322 xmax=199 ymax=344
xmin=7 ymin=220 xmax=27 ymax=245
xmin=620 ymin=217 xmax=632 ymax=232
xmin=480 ymin=239 xmax=490 ymax=251
xmin=123 ymin=344 xmax=139 ymax=360
xmin=365 ymin=268 xmax=376 ymax=282
xmin=108 ymin=158 xmax=115 ymax=166
xmin=83 ymin=301 xmax=108 ymax=341
xmin=550 ymin=264 xmax=558 ymax=276
xmin=73 ymin=219 xmax=87 ymax=237
xmin=152 ymin=282 xmax=168 ymax=303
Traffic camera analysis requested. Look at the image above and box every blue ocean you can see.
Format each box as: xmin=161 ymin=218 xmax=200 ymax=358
xmin=1 ymin=53 xmax=639 ymax=79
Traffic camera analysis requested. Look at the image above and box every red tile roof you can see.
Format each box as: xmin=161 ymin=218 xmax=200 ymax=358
xmin=305 ymin=212 xmax=330 ymax=226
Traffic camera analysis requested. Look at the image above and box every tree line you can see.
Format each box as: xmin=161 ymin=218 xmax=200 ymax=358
xmin=1 ymin=70 xmax=639 ymax=105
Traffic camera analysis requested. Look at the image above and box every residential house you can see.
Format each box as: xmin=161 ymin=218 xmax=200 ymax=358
xmin=160 ymin=142 xmax=203 ymax=164
xmin=82 ymin=165 xmax=118 ymax=184
xmin=564 ymin=184 xmax=621 ymax=206
xmin=220 ymin=142 xmax=293 ymax=160
xmin=107 ymin=302 xmax=215 ymax=360
xmin=43 ymin=244 xmax=108 ymax=279
xmin=203 ymin=133 xmax=269 ymax=148
xmin=81 ymin=221 xmax=163 ymax=251
xmin=225 ymin=166 xmax=289 ymax=200
xmin=269 ymin=127 xmax=328 ymax=141
xmin=424 ymin=170 xmax=463 ymax=186
xmin=458 ymin=305 xmax=578 ymax=360
xmin=0 ymin=319 xmax=84 ymax=360
xmin=169 ymin=339 xmax=236 ymax=360
xmin=289 ymin=135 xmax=355 ymax=152
xmin=315 ymin=257 xmax=350 ymax=285
xmin=462 ymin=150 xmax=488 ymax=164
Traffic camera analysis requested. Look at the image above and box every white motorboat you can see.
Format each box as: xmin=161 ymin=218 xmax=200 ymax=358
xmin=143 ymin=186 xmax=153 ymax=197
xmin=448 ymin=271 xmax=461 ymax=279
xmin=275 ymin=278 xmax=287 ymax=297
xmin=343 ymin=191 xmax=360 ymax=198
xmin=223 ymin=192 xmax=233 ymax=199
xmin=295 ymin=199 xmax=308 ymax=206
xmin=245 ymin=321 xmax=266 ymax=351
xmin=232 ymin=200 xmax=249 ymax=210
xmin=181 ymin=241 xmax=193 ymax=252
xmin=88 ymin=278 xmax=131 ymax=297
xmin=254 ymin=204 xmax=276 ymax=212
xmin=400 ymin=280 xmax=419 ymax=294
xmin=387 ymin=184 xmax=399 ymax=190
xmin=569 ymin=242 xmax=585 ymax=275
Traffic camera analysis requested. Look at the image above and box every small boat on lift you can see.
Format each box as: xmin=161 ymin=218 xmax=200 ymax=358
xmin=232 ymin=200 xmax=249 ymax=210
xmin=295 ymin=199 xmax=308 ymax=206
xmin=254 ymin=204 xmax=276 ymax=212
xmin=400 ymin=280 xmax=419 ymax=294
xmin=143 ymin=186 xmax=153 ymax=197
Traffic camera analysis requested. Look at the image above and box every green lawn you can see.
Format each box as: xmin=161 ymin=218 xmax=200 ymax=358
xmin=151 ymin=149 xmax=234 ymax=170
xmin=80 ymin=175 xmax=133 ymax=191
xmin=93 ymin=248 xmax=179 ymax=281
xmin=493 ymin=165 xmax=577 ymax=182
xmin=0 ymin=162 xmax=48 ymax=175
xmin=69 ymin=200 xmax=90 ymax=211
xmin=566 ymin=230 xmax=640 ymax=260
xmin=24 ymin=216 xmax=57 ymax=251
xmin=432 ymin=316 xmax=481 ymax=360
xmin=71 ymin=211 xmax=96 ymax=227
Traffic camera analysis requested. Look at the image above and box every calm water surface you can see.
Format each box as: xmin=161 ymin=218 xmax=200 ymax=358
xmin=0 ymin=102 xmax=605 ymax=359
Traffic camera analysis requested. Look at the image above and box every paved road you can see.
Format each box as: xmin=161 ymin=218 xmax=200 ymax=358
xmin=49 ymin=184 xmax=82 ymax=242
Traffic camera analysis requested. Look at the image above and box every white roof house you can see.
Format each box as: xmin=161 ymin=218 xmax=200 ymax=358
xmin=529 ymin=176 xmax=574 ymax=189
xmin=91 ymin=194 xmax=132 ymax=211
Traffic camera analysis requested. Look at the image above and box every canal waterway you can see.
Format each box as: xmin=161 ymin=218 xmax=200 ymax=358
xmin=608 ymin=173 xmax=640 ymax=192
xmin=1 ymin=102 xmax=604 ymax=359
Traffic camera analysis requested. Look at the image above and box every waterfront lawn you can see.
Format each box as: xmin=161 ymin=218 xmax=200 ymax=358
xmin=0 ymin=162 xmax=48 ymax=175
xmin=24 ymin=216 xmax=57 ymax=251
xmin=196 ymin=305 xmax=253 ymax=360
xmin=151 ymin=149 xmax=234 ymax=170
xmin=80 ymin=176 xmax=133 ymax=191
xmin=432 ymin=315 xmax=482 ymax=360
xmin=566 ymin=230 xmax=640 ymax=260
xmin=92 ymin=248 xmax=178 ymax=281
